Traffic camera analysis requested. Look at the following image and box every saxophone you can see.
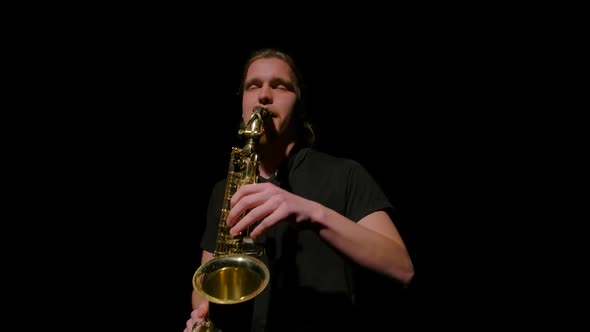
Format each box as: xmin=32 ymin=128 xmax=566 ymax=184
xmin=192 ymin=106 xmax=273 ymax=332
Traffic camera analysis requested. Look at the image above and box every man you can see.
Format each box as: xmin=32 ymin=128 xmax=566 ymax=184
xmin=185 ymin=48 xmax=414 ymax=332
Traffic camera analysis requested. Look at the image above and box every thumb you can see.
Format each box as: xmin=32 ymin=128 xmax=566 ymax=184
xmin=196 ymin=304 xmax=209 ymax=318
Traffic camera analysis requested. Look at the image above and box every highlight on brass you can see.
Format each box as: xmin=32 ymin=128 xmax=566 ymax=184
xmin=192 ymin=254 xmax=269 ymax=304
xmin=191 ymin=106 xmax=273 ymax=332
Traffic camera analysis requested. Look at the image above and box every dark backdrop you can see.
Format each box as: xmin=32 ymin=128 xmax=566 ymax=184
xmin=66 ymin=2 xmax=502 ymax=331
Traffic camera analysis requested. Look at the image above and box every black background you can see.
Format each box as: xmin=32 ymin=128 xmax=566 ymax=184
xmin=62 ymin=2 xmax=506 ymax=331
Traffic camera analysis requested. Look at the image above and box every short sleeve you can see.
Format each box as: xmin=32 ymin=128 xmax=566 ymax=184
xmin=344 ymin=161 xmax=394 ymax=222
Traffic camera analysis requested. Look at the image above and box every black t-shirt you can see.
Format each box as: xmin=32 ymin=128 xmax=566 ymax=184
xmin=200 ymin=146 xmax=395 ymax=332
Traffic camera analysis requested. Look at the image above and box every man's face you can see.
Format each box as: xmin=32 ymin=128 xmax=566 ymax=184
xmin=242 ymin=57 xmax=298 ymax=143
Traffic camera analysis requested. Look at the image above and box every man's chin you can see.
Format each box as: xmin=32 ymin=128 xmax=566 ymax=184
xmin=258 ymin=133 xmax=277 ymax=146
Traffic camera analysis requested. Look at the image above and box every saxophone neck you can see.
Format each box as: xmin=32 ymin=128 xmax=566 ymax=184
xmin=238 ymin=106 xmax=274 ymax=141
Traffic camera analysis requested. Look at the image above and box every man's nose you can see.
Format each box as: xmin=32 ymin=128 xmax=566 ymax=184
xmin=258 ymin=85 xmax=272 ymax=104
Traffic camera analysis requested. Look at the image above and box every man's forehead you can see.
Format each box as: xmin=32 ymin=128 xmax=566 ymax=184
xmin=246 ymin=58 xmax=293 ymax=81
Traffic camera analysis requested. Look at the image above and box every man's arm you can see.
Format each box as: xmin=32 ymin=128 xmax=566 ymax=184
xmin=227 ymin=182 xmax=414 ymax=285
xmin=192 ymin=250 xmax=214 ymax=309
xmin=315 ymin=208 xmax=414 ymax=285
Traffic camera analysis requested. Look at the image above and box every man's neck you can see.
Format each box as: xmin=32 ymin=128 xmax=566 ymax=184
xmin=258 ymin=140 xmax=296 ymax=179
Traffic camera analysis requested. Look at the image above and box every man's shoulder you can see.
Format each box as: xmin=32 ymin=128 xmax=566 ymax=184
xmin=299 ymin=147 xmax=361 ymax=169
xmin=290 ymin=148 xmax=365 ymax=179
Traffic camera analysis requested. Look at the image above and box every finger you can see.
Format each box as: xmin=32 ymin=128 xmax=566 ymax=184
xmin=230 ymin=202 xmax=274 ymax=236
xmin=227 ymin=191 xmax=266 ymax=227
xmin=196 ymin=305 xmax=208 ymax=318
xmin=190 ymin=308 xmax=204 ymax=322
xmin=185 ymin=319 xmax=194 ymax=332
xmin=250 ymin=209 xmax=284 ymax=238
xmin=229 ymin=183 xmax=261 ymax=208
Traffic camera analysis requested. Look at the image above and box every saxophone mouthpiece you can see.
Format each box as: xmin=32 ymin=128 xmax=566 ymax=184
xmin=253 ymin=106 xmax=277 ymax=118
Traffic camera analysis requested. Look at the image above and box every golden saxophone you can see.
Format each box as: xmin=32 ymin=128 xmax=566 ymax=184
xmin=192 ymin=106 xmax=273 ymax=332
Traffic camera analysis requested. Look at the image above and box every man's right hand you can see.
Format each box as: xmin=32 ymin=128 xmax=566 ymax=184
xmin=183 ymin=303 xmax=209 ymax=332
xmin=185 ymin=251 xmax=214 ymax=331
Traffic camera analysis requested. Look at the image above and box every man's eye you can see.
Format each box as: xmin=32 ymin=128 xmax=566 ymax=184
xmin=274 ymin=84 xmax=290 ymax=90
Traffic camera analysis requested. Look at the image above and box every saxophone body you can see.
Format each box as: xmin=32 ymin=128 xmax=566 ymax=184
xmin=192 ymin=106 xmax=272 ymax=332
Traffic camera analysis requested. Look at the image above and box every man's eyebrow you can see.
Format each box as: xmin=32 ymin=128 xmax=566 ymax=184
xmin=270 ymin=78 xmax=293 ymax=86
xmin=244 ymin=78 xmax=262 ymax=86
